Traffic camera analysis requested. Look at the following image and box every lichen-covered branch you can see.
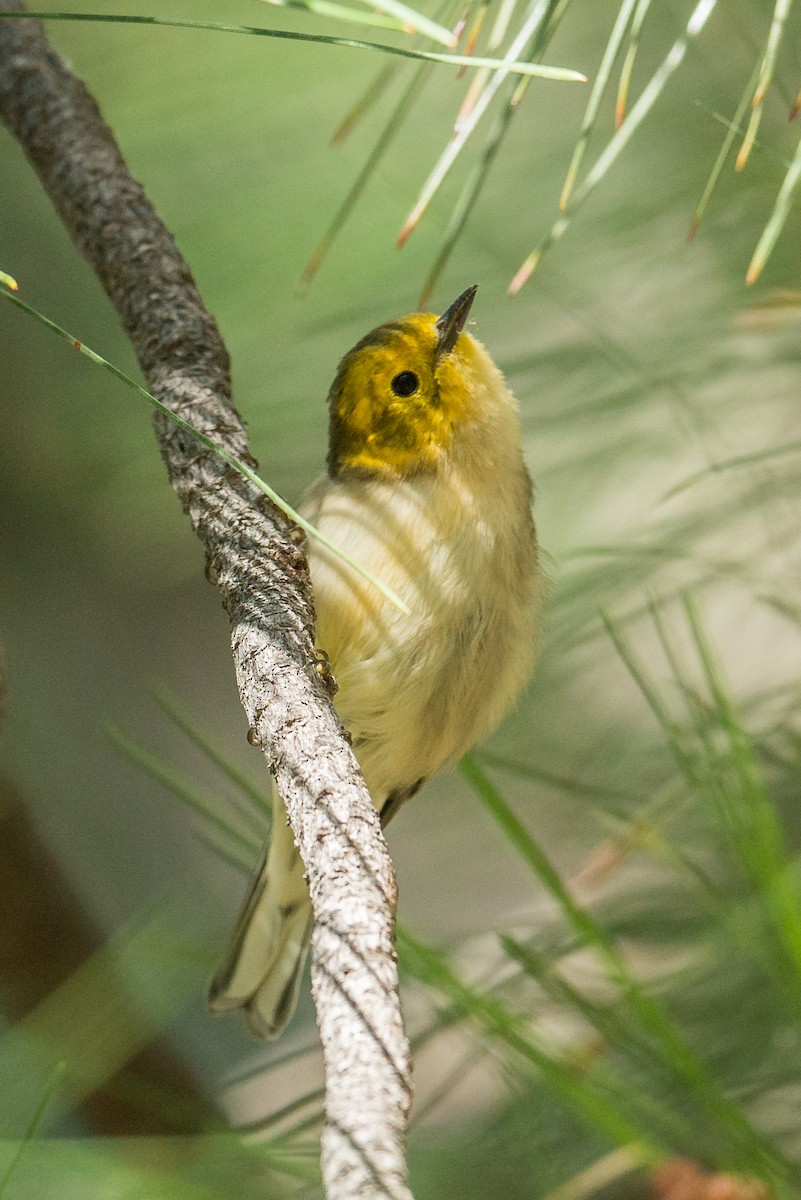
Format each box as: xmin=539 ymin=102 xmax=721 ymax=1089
xmin=0 ymin=6 xmax=413 ymax=1196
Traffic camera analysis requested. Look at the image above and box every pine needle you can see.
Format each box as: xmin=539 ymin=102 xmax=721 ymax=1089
xmin=509 ymin=0 xmax=719 ymax=294
xmin=0 ymin=10 xmax=578 ymax=75
xmin=0 ymin=1064 xmax=65 ymax=1198
xmin=736 ymin=0 xmax=793 ymax=171
xmin=746 ymin=126 xmax=801 ymax=284
xmin=398 ymin=0 xmax=585 ymax=246
xmin=687 ymin=64 xmax=761 ymax=242
xmin=560 ymin=0 xmax=639 ymax=211
xmin=614 ymin=0 xmax=652 ymax=129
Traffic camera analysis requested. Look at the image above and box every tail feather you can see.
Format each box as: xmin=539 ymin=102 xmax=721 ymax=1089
xmin=208 ymin=787 xmax=313 ymax=1040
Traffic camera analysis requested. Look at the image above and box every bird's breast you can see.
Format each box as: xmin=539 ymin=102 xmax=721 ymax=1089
xmin=302 ymin=467 xmax=540 ymax=805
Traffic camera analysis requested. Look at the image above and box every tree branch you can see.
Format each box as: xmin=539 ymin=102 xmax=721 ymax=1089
xmin=0 ymin=6 xmax=413 ymax=1196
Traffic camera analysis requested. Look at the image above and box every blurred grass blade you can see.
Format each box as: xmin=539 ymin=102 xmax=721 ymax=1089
xmin=460 ymin=753 xmax=616 ymax=952
xmin=0 ymin=898 xmax=213 ymax=1135
xmin=500 ymin=936 xmax=642 ymax=1064
xmin=476 ymin=749 xmax=636 ymax=804
xmin=0 ymin=11 xmax=576 ymax=75
xmin=656 ymin=595 xmax=801 ymax=1029
xmin=461 ymin=750 xmax=786 ymax=1174
xmin=410 ymin=1046 xmax=486 ymax=1125
xmin=499 ymin=937 xmax=710 ymax=1153
xmin=614 ymin=0 xmax=652 ymax=128
xmin=746 ymin=127 xmax=801 ymax=284
xmin=736 ymin=287 xmax=801 ymax=331
xmin=666 ymin=438 xmax=801 ymax=498
xmin=605 ymin=601 xmax=801 ymax=1027
xmin=243 ymin=1084 xmax=326 ymax=1136
xmin=398 ymin=930 xmax=664 ymax=1156
xmin=301 ymin=59 xmax=433 ymax=289
xmin=108 ymin=725 xmax=262 ymax=861
xmin=398 ymin=0 xmax=585 ymax=245
xmin=0 ymin=269 xmax=18 ymax=290
xmin=0 ymin=286 xmax=410 ymax=613
xmin=682 ymin=594 xmax=801 ymax=977
xmin=151 ymin=686 xmax=269 ymax=824
xmin=0 ymin=1063 xmax=65 ymax=1199
xmin=331 ymin=60 xmax=400 ymax=145
xmin=601 ymin=613 xmax=710 ymax=807
xmin=736 ymin=0 xmax=792 ymax=171
xmin=560 ymin=0 xmax=638 ymax=210
xmin=542 ymin=1147 xmax=650 ymax=1200
xmin=509 ymin=0 xmax=718 ymax=293
xmin=0 ymin=1131 xmax=320 ymax=1196
xmin=403 ymin=930 xmax=750 ymax=1165
xmin=688 ymin=64 xmax=760 ymax=241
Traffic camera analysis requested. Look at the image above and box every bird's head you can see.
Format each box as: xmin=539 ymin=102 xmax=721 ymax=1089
xmin=327 ymin=285 xmax=506 ymax=479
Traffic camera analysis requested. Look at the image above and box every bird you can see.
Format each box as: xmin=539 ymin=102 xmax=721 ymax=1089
xmin=208 ymin=284 xmax=542 ymax=1039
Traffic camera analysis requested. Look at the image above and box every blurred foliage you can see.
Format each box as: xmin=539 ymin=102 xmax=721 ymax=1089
xmin=2 ymin=0 xmax=801 ymax=1197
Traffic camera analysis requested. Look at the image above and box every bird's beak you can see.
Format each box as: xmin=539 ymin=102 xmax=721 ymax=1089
xmin=435 ymin=284 xmax=478 ymax=361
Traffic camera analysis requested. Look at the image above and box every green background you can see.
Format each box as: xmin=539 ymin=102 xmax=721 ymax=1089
xmin=2 ymin=1 xmax=801 ymax=1195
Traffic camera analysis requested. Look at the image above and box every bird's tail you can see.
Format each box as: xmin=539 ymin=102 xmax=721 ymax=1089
xmin=208 ymin=785 xmax=313 ymax=1040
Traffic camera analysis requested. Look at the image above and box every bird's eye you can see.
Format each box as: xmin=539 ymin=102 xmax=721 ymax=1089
xmin=390 ymin=371 xmax=419 ymax=397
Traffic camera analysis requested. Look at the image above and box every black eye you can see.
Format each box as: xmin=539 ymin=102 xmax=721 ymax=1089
xmin=391 ymin=371 xmax=419 ymax=397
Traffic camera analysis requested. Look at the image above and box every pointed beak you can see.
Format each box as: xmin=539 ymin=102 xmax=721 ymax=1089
xmin=435 ymin=284 xmax=478 ymax=360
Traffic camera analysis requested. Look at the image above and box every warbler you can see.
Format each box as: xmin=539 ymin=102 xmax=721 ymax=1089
xmin=208 ymin=285 xmax=541 ymax=1039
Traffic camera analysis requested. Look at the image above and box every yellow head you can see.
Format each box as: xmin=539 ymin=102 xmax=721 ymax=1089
xmin=327 ymin=285 xmax=488 ymax=479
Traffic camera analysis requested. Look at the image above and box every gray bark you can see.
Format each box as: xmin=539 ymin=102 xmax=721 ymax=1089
xmin=0 ymin=6 xmax=413 ymax=1196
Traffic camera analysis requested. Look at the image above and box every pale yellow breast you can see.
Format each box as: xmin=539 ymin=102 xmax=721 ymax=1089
xmin=302 ymin=462 xmax=540 ymax=808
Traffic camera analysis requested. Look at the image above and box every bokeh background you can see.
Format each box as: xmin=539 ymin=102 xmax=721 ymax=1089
xmin=2 ymin=1 xmax=801 ymax=1196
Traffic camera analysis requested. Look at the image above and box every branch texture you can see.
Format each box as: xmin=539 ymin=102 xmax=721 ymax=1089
xmin=0 ymin=7 xmax=413 ymax=1197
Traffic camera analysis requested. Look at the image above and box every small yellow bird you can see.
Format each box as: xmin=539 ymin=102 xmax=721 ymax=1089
xmin=209 ymin=285 xmax=541 ymax=1038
